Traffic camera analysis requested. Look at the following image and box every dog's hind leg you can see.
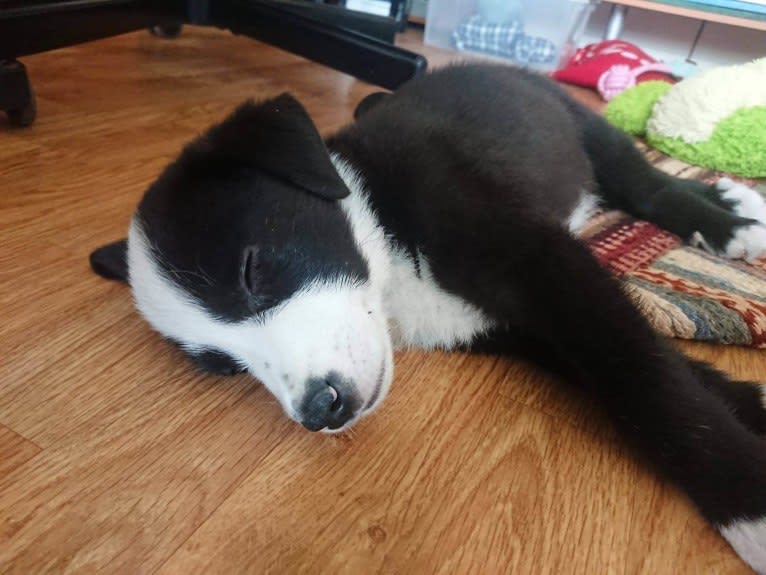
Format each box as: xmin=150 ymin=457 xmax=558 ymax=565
xmin=688 ymin=359 xmax=766 ymax=435
xmin=458 ymin=221 xmax=766 ymax=571
xmin=570 ymin=104 xmax=766 ymax=261
xmin=475 ymin=329 xmax=766 ymax=438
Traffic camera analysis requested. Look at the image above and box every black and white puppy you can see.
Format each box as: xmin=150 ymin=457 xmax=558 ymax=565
xmin=91 ymin=64 xmax=766 ymax=572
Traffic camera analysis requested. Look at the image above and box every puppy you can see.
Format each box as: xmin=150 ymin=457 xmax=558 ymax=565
xmin=91 ymin=64 xmax=766 ymax=572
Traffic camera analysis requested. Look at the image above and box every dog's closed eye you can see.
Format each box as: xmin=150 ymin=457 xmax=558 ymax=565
xmin=241 ymin=246 xmax=259 ymax=294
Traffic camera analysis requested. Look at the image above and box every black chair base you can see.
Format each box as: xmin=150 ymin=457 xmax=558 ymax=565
xmin=0 ymin=0 xmax=427 ymax=127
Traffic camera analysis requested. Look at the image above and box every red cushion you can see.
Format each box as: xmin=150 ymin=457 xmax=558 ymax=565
xmin=552 ymin=40 xmax=674 ymax=88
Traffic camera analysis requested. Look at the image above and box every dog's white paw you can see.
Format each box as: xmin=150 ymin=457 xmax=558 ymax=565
xmin=717 ymin=178 xmax=766 ymax=226
xmin=692 ymin=223 xmax=766 ymax=262
xmin=726 ymin=224 xmax=766 ymax=262
xmin=720 ymin=517 xmax=766 ymax=575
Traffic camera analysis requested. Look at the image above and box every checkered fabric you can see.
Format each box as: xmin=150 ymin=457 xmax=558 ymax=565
xmin=452 ymin=15 xmax=558 ymax=65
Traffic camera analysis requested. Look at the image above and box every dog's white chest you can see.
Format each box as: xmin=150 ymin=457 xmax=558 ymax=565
xmin=333 ymin=155 xmax=493 ymax=351
xmin=383 ymin=249 xmax=493 ymax=350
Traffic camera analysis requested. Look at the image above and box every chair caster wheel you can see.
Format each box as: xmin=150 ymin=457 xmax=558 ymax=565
xmin=6 ymin=91 xmax=36 ymax=127
xmin=149 ymin=24 xmax=183 ymax=38
xmin=1 ymin=60 xmax=36 ymax=127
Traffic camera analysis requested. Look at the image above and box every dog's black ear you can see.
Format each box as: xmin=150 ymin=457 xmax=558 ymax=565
xmin=90 ymin=239 xmax=128 ymax=282
xmin=212 ymin=93 xmax=349 ymax=200
xmin=354 ymin=91 xmax=390 ymax=120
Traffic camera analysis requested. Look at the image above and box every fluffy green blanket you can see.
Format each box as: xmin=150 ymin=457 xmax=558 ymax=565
xmin=604 ymin=58 xmax=766 ymax=178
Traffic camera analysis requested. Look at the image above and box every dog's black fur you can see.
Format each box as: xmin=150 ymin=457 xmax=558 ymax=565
xmin=91 ymin=64 xmax=766 ymax=568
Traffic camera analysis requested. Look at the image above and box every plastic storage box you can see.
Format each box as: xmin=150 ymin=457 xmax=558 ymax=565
xmin=425 ymin=0 xmax=597 ymax=71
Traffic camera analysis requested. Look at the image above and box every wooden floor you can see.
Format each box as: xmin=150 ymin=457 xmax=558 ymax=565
xmin=1 ymin=26 xmax=763 ymax=575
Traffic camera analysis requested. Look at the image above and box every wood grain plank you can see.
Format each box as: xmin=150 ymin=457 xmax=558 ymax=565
xmin=0 ymin=363 xmax=297 ymax=573
xmin=159 ymin=350 xmax=748 ymax=575
xmin=0 ymin=425 xmax=41 ymax=479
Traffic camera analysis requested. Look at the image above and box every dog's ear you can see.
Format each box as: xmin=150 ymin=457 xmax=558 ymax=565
xmin=354 ymin=91 xmax=390 ymax=120
xmin=211 ymin=93 xmax=350 ymax=200
xmin=90 ymin=239 xmax=128 ymax=282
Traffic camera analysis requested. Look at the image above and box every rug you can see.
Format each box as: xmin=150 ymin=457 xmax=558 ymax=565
xmin=580 ymin=143 xmax=766 ymax=349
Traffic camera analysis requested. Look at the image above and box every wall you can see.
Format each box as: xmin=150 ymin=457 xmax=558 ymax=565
xmin=581 ymin=2 xmax=766 ymax=69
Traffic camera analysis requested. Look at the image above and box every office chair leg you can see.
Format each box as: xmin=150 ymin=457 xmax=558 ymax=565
xmin=149 ymin=24 xmax=184 ymax=38
xmin=0 ymin=60 xmax=36 ymax=128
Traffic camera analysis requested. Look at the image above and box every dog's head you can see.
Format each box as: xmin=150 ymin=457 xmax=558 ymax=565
xmin=91 ymin=94 xmax=393 ymax=432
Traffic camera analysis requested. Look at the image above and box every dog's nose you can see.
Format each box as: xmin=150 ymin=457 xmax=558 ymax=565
xmin=299 ymin=373 xmax=359 ymax=431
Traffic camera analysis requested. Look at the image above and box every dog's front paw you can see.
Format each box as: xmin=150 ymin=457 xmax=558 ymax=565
xmin=724 ymin=223 xmax=766 ymax=262
xmin=717 ymin=178 xmax=766 ymax=226
xmin=691 ymin=223 xmax=766 ymax=263
xmin=720 ymin=517 xmax=766 ymax=575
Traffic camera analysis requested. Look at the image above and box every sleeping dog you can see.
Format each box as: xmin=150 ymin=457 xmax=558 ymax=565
xmin=91 ymin=64 xmax=766 ymax=572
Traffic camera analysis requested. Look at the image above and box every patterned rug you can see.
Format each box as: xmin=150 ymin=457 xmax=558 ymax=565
xmin=580 ymin=143 xmax=766 ymax=349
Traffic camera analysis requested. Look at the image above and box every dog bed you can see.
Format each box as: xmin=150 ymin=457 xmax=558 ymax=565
xmin=579 ymin=144 xmax=766 ymax=348
xmin=604 ymin=58 xmax=766 ymax=177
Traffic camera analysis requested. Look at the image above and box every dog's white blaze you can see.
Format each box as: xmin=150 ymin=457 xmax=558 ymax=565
xmin=333 ymin=155 xmax=494 ymax=350
xmin=720 ymin=517 xmax=766 ymax=575
xmin=127 ymin=220 xmax=392 ymax=422
xmin=332 ymin=155 xmax=390 ymax=295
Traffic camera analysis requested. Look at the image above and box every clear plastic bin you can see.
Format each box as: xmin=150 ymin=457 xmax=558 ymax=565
xmin=425 ymin=0 xmax=597 ymax=71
